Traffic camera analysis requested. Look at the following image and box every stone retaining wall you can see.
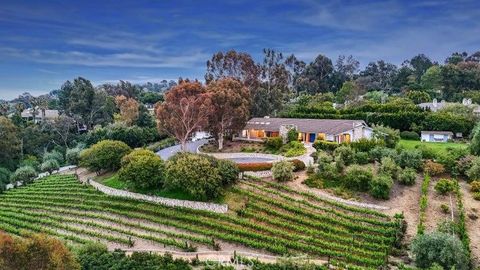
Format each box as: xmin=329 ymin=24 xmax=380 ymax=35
xmin=199 ymin=151 xmax=285 ymax=162
xmin=88 ymin=179 xmax=228 ymax=213
xmin=244 ymin=171 xmax=272 ymax=178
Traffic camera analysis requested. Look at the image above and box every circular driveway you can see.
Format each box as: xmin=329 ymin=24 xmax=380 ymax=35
xmin=156 ymin=139 xmax=208 ymax=160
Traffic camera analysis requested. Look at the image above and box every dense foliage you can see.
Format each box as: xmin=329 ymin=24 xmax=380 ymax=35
xmin=10 ymin=166 xmax=37 ymax=185
xmin=165 ymin=153 xmax=223 ymax=201
xmin=0 ymin=231 xmax=80 ymax=270
xmin=118 ymin=149 xmax=165 ymax=190
xmin=80 ymin=140 xmax=132 ymax=173
xmin=272 ymin=161 xmax=294 ymax=182
xmin=411 ymin=232 xmax=469 ymax=270
xmin=77 ymin=242 xmax=190 ymax=270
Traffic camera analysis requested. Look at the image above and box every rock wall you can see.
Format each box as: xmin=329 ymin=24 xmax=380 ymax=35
xmin=88 ymin=179 xmax=228 ymax=214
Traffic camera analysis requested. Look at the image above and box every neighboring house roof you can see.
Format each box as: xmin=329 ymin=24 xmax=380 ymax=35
xmin=418 ymin=100 xmax=480 ymax=113
xmin=21 ymin=109 xmax=59 ymax=119
xmin=421 ymin=131 xmax=454 ymax=136
xmin=244 ymin=117 xmax=369 ymax=135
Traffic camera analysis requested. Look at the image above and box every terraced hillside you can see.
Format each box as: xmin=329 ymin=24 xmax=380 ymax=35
xmin=0 ymin=174 xmax=401 ymax=269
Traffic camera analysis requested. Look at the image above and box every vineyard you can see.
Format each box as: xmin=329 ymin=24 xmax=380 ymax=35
xmin=0 ymin=174 xmax=402 ymax=269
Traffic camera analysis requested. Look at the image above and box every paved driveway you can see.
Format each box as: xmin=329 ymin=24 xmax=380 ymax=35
xmin=156 ymin=139 xmax=208 ymax=160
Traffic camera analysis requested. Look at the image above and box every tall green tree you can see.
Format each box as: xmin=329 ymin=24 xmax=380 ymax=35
xmin=0 ymin=117 xmax=21 ymax=169
xmin=206 ymin=78 xmax=250 ymax=150
xmin=296 ymin=54 xmax=334 ymax=94
xmin=252 ymin=49 xmax=290 ymax=116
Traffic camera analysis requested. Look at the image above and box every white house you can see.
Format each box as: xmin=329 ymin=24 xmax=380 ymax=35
xmin=21 ymin=108 xmax=59 ymax=123
xmin=237 ymin=117 xmax=373 ymax=143
xmin=421 ymin=131 xmax=453 ymax=143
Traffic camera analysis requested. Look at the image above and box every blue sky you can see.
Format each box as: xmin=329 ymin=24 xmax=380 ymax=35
xmin=1 ymin=0 xmax=479 ymax=99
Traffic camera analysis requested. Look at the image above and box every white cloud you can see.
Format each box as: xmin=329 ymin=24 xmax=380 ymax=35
xmin=0 ymin=47 xmax=209 ymax=68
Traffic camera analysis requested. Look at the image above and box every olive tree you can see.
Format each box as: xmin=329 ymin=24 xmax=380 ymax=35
xmin=411 ymin=232 xmax=468 ymax=270
xmin=119 ymin=150 xmax=165 ymax=190
xmin=80 ymin=140 xmax=131 ymax=173
xmin=10 ymin=166 xmax=38 ymax=185
xmin=40 ymin=159 xmax=60 ymax=174
xmin=165 ymin=153 xmax=222 ymax=201
xmin=272 ymin=160 xmax=294 ymax=182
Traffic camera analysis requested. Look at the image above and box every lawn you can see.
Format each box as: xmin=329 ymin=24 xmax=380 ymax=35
xmin=96 ymin=173 xmax=198 ymax=201
xmin=398 ymin=139 xmax=469 ymax=156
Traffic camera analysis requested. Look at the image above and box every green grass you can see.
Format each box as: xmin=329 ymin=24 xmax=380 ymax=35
xmin=96 ymin=173 xmax=197 ymax=201
xmin=398 ymin=139 xmax=468 ymax=156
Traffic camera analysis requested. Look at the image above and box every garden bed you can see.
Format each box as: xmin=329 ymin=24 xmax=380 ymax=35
xmin=200 ymin=140 xmax=306 ymax=157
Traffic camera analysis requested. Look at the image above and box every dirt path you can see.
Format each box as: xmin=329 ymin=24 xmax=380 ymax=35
xmin=460 ymin=181 xmax=480 ymax=266
xmin=369 ymin=177 xmax=422 ymax=243
xmin=423 ymin=177 xmax=457 ymax=233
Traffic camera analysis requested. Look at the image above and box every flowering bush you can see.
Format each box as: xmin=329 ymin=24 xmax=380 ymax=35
xmin=423 ymin=160 xmax=445 ymax=176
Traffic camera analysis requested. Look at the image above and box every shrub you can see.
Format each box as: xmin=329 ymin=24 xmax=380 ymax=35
xmin=306 ymin=162 xmax=315 ymax=174
xmin=120 ymin=149 xmax=157 ymax=167
xmin=43 ymin=150 xmax=64 ymax=164
xmin=80 ymin=140 xmax=132 ymax=173
xmin=286 ymin=128 xmax=298 ymax=143
xmin=317 ymin=162 xmax=339 ymax=181
xmin=272 ymin=161 xmax=294 ymax=182
xmin=333 ymin=145 xmax=355 ymax=166
xmin=370 ymin=174 xmax=393 ymax=199
xmin=203 ymin=156 xmax=239 ymax=186
xmin=398 ymin=168 xmax=417 ymax=185
xmin=280 ymin=141 xmax=306 ymax=157
xmin=354 ymin=151 xmax=370 ymax=165
xmin=316 ymin=151 xmax=333 ymax=168
xmin=466 ymin=157 xmax=480 ymax=181
xmin=350 ymin=138 xmax=383 ymax=152
xmin=265 ymin=137 xmax=283 ymax=150
xmin=66 ymin=147 xmax=83 ymax=165
xmin=0 ymin=167 xmax=11 ymax=192
xmin=456 ymin=155 xmax=475 ymax=177
xmin=118 ymin=149 xmax=165 ymax=190
xmin=440 ymin=204 xmax=450 ymax=214
xmin=343 ymin=165 xmax=373 ymax=191
xmin=369 ymin=146 xmax=397 ymax=162
xmin=423 ymin=160 xmax=445 ymax=176
xmin=40 ymin=159 xmax=60 ymax=174
xmin=372 ymin=125 xmax=400 ymax=148
xmin=85 ymin=123 xmax=161 ymax=148
xmin=237 ymin=162 xmax=272 ymax=172
xmin=396 ymin=149 xmax=422 ymax=169
xmin=217 ymin=159 xmax=240 ymax=186
xmin=415 ymin=145 xmax=437 ymax=160
xmin=400 ymin=131 xmax=420 ymax=140
xmin=470 ymin=122 xmax=480 ymax=155
xmin=77 ymin=242 xmax=190 ymax=270
xmin=10 ymin=166 xmax=37 ymax=185
xmin=165 ymin=153 xmax=222 ymax=200
xmin=434 ymin=178 xmax=456 ymax=195
xmin=436 ymin=153 xmax=457 ymax=174
xmin=0 ymin=231 xmax=80 ymax=270
xmin=411 ymin=232 xmax=469 ymax=270
xmin=290 ymin=159 xmax=306 ymax=172
xmin=19 ymin=155 xmax=40 ymax=170
xmin=146 ymin=137 xmax=177 ymax=152
xmin=313 ymin=140 xmax=339 ymax=152
xmin=379 ymin=157 xmax=400 ymax=180
xmin=470 ymin=180 xmax=480 ymax=192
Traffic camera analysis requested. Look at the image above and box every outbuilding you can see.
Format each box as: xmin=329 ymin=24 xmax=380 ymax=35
xmin=421 ymin=131 xmax=454 ymax=142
